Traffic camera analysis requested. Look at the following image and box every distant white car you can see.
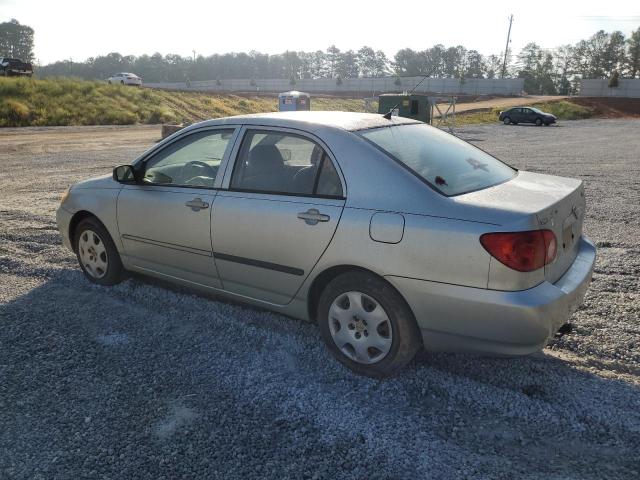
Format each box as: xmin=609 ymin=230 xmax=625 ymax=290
xmin=108 ymin=73 xmax=142 ymax=86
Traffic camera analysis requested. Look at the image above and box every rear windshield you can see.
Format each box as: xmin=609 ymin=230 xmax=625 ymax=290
xmin=358 ymin=124 xmax=516 ymax=196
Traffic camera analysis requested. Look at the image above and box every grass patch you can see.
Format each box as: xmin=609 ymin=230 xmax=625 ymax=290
xmin=0 ymin=77 xmax=371 ymax=127
xmin=530 ymin=100 xmax=592 ymax=120
xmin=453 ymin=108 xmax=503 ymax=125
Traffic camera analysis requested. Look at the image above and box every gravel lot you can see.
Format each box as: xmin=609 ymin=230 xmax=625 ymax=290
xmin=1 ymin=120 xmax=639 ymax=479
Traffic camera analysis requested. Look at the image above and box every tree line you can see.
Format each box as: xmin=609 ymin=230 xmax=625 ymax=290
xmin=2 ymin=18 xmax=639 ymax=95
xmin=0 ymin=19 xmax=34 ymax=61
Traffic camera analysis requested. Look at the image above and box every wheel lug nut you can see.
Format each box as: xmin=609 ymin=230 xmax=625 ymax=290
xmin=355 ymin=332 xmax=361 ymax=339
xmin=364 ymin=331 xmax=368 ymax=337
xmin=348 ymin=323 xmax=355 ymax=330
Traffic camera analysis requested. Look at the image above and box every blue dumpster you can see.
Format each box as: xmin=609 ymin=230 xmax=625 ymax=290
xmin=278 ymin=91 xmax=311 ymax=112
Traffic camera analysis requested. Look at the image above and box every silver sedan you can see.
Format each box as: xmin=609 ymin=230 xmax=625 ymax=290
xmin=57 ymin=112 xmax=596 ymax=377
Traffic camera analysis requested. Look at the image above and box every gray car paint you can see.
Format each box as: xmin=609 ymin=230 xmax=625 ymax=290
xmin=57 ymin=111 xmax=595 ymax=355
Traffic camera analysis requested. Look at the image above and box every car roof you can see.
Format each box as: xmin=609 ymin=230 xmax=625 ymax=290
xmin=193 ymin=111 xmax=420 ymax=133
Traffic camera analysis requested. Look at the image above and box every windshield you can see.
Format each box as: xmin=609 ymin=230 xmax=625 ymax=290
xmin=359 ymin=124 xmax=516 ymax=196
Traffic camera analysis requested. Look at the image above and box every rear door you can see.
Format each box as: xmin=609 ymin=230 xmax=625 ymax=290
xmin=211 ymin=126 xmax=346 ymax=305
xmin=117 ymin=127 xmax=238 ymax=288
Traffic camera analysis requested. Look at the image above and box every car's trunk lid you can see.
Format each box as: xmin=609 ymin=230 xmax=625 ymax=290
xmin=453 ymin=171 xmax=586 ymax=283
xmin=536 ymin=179 xmax=585 ymax=283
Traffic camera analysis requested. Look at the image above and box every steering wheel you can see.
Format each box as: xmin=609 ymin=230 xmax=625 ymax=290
xmin=182 ymin=160 xmax=218 ymax=186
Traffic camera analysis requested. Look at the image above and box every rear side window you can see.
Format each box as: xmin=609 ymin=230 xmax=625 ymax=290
xmin=230 ymin=130 xmax=343 ymax=197
xmin=359 ymin=124 xmax=515 ymax=196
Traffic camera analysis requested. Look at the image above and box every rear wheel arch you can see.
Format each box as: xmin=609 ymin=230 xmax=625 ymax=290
xmin=306 ymin=265 xmax=414 ymax=324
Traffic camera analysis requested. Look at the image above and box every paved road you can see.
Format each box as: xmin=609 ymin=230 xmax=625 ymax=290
xmin=1 ymin=120 xmax=638 ymax=479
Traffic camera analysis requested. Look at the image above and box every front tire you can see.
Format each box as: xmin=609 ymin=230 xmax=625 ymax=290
xmin=317 ymin=272 xmax=421 ymax=378
xmin=503 ymin=117 xmax=511 ymax=125
xmin=74 ymin=217 xmax=124 ymax=286
xmin=535 ymin=118 xmax=543 ymax=126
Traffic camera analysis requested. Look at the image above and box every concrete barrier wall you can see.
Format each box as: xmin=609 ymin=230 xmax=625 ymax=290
xmin=146 ymin=77 xmax=524 ymax=96
xmin=579 ymin=79 xmax=640 ymax=98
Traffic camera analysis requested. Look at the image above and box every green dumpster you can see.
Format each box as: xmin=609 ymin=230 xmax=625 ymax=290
xmin=378 ymin=94 xmax=431 ymax=123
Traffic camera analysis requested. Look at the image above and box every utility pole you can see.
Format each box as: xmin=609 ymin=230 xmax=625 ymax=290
xmin=501 ymin=14 xmax=513 ymax=78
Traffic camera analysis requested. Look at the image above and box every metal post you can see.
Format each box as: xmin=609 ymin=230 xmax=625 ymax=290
xmin=501 ymin=15 xmax=513 ymax=78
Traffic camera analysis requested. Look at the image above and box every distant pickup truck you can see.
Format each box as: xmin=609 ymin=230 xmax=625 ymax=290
xmin=0 ymin=58 xmax=34 ymax=77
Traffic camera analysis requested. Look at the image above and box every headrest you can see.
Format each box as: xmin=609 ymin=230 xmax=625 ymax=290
xmin=246 ymin=145 xmax=284 ymax=175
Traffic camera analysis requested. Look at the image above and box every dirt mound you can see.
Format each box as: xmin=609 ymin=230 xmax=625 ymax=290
xmin=570 ymin=97 xmax=640 ymax=118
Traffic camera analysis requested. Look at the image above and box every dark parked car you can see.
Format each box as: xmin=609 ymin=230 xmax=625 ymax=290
xmin=0 ymin=58 xmax=33 ymax=77
xmin=499 ymin=107 xmax=556 ymax=126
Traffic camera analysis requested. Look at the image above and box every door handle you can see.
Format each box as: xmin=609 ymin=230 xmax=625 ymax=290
xmin=297 ymin=208 xmax=330 ymax=225
xmin=185 ymin=198 xmax=209 ymax=211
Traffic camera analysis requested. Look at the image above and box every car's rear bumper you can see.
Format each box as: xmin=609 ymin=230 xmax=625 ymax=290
xmin=56 ymin=205 xmax=74 ymax=252
xmin=386 ymin=236 xmax=596 ymax=356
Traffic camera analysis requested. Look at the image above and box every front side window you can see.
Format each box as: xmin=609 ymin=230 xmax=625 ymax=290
xmin=143 ymin=129 xmax=234 ymax=188
xmin=230 ymin=130 xmax=343 ymax=197
xmin=359 ymin=124 xmax=515 ymax=196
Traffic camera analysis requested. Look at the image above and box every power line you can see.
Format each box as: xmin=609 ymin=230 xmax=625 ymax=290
xmin=576 ymin=15 xmax=640 ymax=20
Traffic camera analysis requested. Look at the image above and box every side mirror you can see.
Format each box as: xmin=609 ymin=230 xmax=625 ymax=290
xmin=113 ymin=164 xmax=137 ymax=183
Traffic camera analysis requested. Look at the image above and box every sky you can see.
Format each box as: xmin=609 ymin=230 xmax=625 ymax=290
xmin=1 ymin=0 xmax=639 ymax=65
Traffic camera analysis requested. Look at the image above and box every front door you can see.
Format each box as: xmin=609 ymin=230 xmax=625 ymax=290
xmin=211 ymin=128 xmax=346 ymax=304
xmin=522 ymin=108 xmax=535 ymax=123
xmin=117 ymin=127 xmax=237 ymax=288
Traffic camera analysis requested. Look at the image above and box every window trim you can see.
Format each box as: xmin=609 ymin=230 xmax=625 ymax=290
xmin=132 ymin=125 xmax=240 ymax=191
xmin=356 ymin=124 xmax=517 ymax=198
xmin=225 ymin=126 xmax=346 ymax=200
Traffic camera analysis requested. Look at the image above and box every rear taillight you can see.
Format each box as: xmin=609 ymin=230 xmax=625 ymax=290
xmin=480 ymin=230 xmax=557 ymax=272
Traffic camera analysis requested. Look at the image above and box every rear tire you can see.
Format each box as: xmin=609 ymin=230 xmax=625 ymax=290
xmin=503 ymin=117 xmax=511 ymax=125
xmin=74 ymin=217 xmax=125 ymax=286
xmin=317 ymin=271 xmax=421 ymax=378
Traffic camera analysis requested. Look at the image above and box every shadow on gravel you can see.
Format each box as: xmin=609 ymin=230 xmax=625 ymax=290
xmin=1 ymin=268 xmax=640 ymax=479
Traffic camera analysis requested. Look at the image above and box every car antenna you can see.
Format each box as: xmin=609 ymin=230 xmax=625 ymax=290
xmin=382 ymin=67 xmax=437 ymax=120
